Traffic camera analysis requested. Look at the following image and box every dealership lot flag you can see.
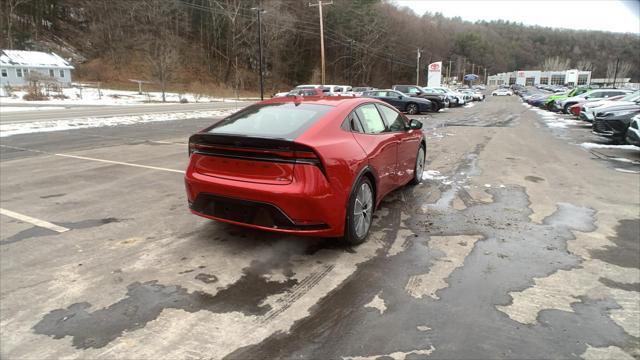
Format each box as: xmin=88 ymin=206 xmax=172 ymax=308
xmin=427 ymin=62 xmax=442 ymax=87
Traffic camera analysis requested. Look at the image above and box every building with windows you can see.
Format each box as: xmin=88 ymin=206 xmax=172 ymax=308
xmin=0 ymin=50 xmax=74 ymax=87
xmin=488 ymin=69 xmax=591 ymax=87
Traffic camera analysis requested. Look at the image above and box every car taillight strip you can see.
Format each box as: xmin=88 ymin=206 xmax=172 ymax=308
xmin=191 ymin=144 xmax=320 ymax=165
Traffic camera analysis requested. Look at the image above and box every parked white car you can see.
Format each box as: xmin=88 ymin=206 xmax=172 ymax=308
xmin=273 ymin=84 xmax=323 ymax=97
xmin=328 ymin=85 xmax=354 ymax=96
xmin=626 ymin=114 xmax=640 ymax=147
xmin=581 ymin=91 xmax=640 ymax=122
xmin=492 ymin=89 xmax=513 ymax=96
xmin=557 ymin=89 xmax=631 ymax=114
xmin=431 ymin=86 xmax=466 ymax=106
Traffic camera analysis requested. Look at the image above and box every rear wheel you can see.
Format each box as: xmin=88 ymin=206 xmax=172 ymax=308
xmin=345 ymin=177 xmax=374 ymax=245
xmin=563 ymin=103 xmax=573 ymax=114
xmin=406 ymin=103 xmax=419 ymax=115
xmin=410 ymin=145 xmax=425 ymax=185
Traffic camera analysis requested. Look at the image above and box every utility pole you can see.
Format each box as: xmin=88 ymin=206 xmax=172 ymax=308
xmin=612 ymin=57 xmax=620 ymax=88
xmin=471 ymin=63 xmax=475 ymax=75
xmin=448 ymin=59 xmax=452 ymax=85
xmin=309 ymin=1 xmax=332 ymax=85
xmin=252 ymin=7 xmax=265 ymax=100
xmin=484 ymin=67 xmax=487 ymax=85
xmin=416 ymin=49 xmax=422 ymax=86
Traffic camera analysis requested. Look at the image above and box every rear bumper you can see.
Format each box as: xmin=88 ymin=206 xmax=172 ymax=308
xmin=185 ymin=166 xmax=346 ymax=237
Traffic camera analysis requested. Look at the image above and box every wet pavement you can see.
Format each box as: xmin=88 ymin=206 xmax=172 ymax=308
xmin=1 ymin=94 xmax=639 ymax=359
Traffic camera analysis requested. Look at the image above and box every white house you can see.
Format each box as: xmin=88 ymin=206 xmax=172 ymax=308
xmin=0 ymin=50 xmax=74 ymax=87
xmin=488 ymin=69 xmax=591 ymax=87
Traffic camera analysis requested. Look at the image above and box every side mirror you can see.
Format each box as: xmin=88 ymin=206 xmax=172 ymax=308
xmin=409 ymin=119 xmax=423 ymax=130
xmin=398 ymin=95 xmax=403 ymax=99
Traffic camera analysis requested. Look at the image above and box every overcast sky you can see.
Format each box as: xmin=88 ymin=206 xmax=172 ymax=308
xmin=395 ymin=0 xmax=640 ymax=34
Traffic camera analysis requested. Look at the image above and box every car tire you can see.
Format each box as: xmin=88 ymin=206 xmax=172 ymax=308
xmin=409 ymin=145 xmax=426 ymax=185
xmin=344 ymin=176 xmax=375 ymax=245
xmin=563 ymin=103 xmax=573 ymax=114
xmin=406 ymin=103 xmax=419 ymax=115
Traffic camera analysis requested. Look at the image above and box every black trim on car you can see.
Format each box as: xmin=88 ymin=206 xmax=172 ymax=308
xmin=190 ymin=193 xmax=329 ymax=230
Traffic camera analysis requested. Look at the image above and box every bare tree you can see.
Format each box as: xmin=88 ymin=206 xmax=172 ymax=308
xmin=4 ymin=0 xmax=29 ymax=48
xmin=606 ymin=60 xmax=632 ymax=80
xmin=138 ymin=0 xmax=184 ymax=102
xmin=575 ymin=60 xmax=595 ymax=72
xmin=144 ymin=34 xmax=181 ymax=102
xmin=542 ymin=56 xmax=571 ymax=71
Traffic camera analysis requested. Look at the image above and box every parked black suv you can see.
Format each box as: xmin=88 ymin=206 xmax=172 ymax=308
xmin=392 ymin=85 xmax=447 ymax=111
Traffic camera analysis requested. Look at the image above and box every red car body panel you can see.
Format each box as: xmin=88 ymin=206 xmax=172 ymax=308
xmin=569 ymin=103 xmax=582 ymax=117
xmin=184 ymin=96 xmax=424 ymax=237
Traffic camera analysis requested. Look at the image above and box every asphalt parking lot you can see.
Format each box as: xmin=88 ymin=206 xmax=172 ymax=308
xmin=1 ymin=95 xmax=639 ymax=359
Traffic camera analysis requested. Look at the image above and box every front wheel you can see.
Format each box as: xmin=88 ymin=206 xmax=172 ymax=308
xmin=344 ymin=177 xmax=374 ymax=245
xmin=406 ymin=103 xmax=419 ymax=115
xmin=410 ymin=145 xmax=426 ymax=185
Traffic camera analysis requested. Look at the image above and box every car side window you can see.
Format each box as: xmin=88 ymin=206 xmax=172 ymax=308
xmin=376 ymin=104 xmax=406 ymax=132
xmin=356 ymin=104 xmax=386 ymax=134
xmin=408 ymin=87 xmax=419 ymax=94
xmin=341 ymin=112 xmax=364 ymax=133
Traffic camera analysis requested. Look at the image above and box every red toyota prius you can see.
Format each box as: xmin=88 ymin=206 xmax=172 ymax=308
xmin=185 ymin=96 xmax=425 ymax=244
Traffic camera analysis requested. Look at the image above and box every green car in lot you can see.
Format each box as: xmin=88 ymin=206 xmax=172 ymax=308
xmin=544 ymin=87 xmax=590 ymax=110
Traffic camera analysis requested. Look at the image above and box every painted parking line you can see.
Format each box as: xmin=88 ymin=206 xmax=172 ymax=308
xmin=0 ymin=144 xmax=185 ymax=174
xmin=0 ymin=208 xmax=69 ymax=233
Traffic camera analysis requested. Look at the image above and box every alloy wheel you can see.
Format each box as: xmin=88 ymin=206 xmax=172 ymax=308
xmin=353 ymin=182 xmax=373 ymax=238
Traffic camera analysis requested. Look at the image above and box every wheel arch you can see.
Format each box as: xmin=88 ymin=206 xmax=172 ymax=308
xmin=350 ymin=165 xmax=378 ymax=209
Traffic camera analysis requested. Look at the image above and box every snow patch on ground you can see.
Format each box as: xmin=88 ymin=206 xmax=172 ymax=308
xmin=0 ymin=87 xmax=256 ymax=106
xmin=422 ymin=170 xmax=447 ymax=181
xmin=0 ymin=106 xmax=66 ymax=113
xmin=464 ymin=102 xmax=475 ymax=108
xmin=364 ymin=292 xmax=387 ymax=315
xmin=343 ymin=346 xmax=435 ymax=360
xmin=0 ymin=109 xmax=236 ymax=137
xmin=530 ymin=108 xmax=586 ymax=129
xmin=580 ymin=142 xmax=640 ymax=151
xmin=615 ymin=168 xmax=640 ymax=174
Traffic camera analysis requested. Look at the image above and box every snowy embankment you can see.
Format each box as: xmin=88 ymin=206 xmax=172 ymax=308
xmin=0 ymin=109 xmax=236 ymax=137
xmin=0 ymin=87 xmax=256 ymax=106
xmin=0 ymin=106 xmax=66 ymax=113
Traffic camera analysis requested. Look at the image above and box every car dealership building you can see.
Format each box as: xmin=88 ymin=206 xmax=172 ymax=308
xmin=488 ymin=69 xmax=591 ymax=87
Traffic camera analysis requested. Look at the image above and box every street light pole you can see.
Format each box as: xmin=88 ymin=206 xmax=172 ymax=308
xmin=309 ymin=1 xmax=332 ymax=85
xmin=612 ymin=57 xmax=620 ymax=88
xmin=416 ymin=49 xmax=422 ymax=86
xmin=252 ymin=7 xmax=265 ymax=100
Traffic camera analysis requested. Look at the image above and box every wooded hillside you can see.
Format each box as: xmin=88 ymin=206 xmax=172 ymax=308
xmin=2 ymin=0 xmax=639 ymax=93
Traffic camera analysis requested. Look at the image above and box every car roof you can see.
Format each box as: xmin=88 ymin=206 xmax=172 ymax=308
xmin=261 ymin=95 xmax=376 ymax=108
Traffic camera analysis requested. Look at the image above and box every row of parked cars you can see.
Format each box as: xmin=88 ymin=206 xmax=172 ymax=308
xmin=519 ymin=85 xmax=640 ymax=146
xmin=273 ymin=84 xmax=485 ymax=115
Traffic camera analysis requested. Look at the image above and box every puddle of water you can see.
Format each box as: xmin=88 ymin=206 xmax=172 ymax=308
xmin=33 ymin=271 xmax=297 ymax=349
xmin=589 ymin=219 xmax=640 ymax=269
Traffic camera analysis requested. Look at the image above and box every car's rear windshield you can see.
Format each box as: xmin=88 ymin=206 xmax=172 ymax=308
xmin=206 ymin=102 xmax=333 ymax=140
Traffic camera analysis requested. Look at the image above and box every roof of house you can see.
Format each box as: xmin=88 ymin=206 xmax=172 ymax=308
xmin=0 ymin=50 xmax=74 ymax=69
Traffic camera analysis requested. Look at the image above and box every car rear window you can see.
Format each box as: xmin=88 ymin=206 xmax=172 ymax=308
xmin=206 ymin=103 xmax=332 ymax=140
